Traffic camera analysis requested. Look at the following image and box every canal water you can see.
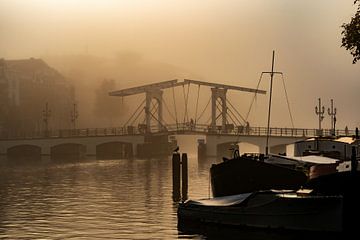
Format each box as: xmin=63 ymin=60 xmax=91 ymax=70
xmin=0 ymin=155 xmax=216 ymax=239
xmin=0 ymin=154 xmax=340 ymax=239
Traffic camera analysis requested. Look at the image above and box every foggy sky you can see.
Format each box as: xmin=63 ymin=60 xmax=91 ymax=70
xmin=1 ymin=0 xmax=359 ymax=129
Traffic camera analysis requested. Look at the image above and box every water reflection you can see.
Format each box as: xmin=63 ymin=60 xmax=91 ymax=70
xmin=0 ymin=156 xmax=340 ymax=239
xmin=0 ymin=157 xmax=207 ymax=239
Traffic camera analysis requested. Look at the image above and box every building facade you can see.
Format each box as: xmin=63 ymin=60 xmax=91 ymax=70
xmin=0 ymin=58 xmax=75 ymax=136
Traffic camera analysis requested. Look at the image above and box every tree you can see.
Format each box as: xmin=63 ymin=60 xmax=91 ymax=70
xmin=341 ymin=0 xmax=360 ymax=64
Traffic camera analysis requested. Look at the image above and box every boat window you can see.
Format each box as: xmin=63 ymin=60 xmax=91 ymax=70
xmin=332 ymin=145 xmax=336 ymax=149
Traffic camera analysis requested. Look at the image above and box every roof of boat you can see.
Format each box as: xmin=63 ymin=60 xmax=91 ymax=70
xmin=272 ymin=154 xmax=339 ymax=164
xmin=182 ymin=190 xmax=334 ymax=207
xmin=296 ymin=136 xmax=359 ymax=144
xmin=334 ymin=137 xmax=357 ymax=144
xmin=184 ymin=190 xmax=296 ymax=207
xmin=186 ymin=193 xmax=252 ymax=207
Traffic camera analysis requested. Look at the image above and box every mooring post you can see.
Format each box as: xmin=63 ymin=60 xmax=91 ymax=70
xmin=181 ymin=153 xmax=188 ymax=201
xmin=172 ymin=153 xmax=181 ymax=202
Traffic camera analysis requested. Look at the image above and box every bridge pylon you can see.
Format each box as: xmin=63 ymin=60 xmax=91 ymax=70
xmin=211 ymin=88 xmax=227 ymax=133
xmin=145 ymin=89 xmax=163 ymax=132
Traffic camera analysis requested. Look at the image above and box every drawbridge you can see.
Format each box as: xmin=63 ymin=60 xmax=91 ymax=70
xmin=109 ymin=79 xmax=266 ymax=134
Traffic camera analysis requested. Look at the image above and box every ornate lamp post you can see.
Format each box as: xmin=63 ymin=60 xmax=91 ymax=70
xmin=315 ymin=98 xmax=325 ymax=135
xmin=70 ymin=103 xmax=79 ymax=130
xmin=327 ymin=99 xmax=337 ymax=135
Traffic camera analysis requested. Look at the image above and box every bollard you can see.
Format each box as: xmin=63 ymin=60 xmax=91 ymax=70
xmin=181 ymin=153 xmax=188 ymax=201
xmin=172 ymin=153 xmax=181 ymax=202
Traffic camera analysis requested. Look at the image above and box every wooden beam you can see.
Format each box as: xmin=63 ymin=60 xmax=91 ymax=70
xmin=184 ymin=79 xmax=266 ymax=94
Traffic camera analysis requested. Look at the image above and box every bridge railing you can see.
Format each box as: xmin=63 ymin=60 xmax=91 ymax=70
xmin=0 ymin=124 xmax=355 ymax=140
xmin=0 ymin=126 xmax=143 ymax=140
xmin=162 ymin=123 xmax=356 ymax=138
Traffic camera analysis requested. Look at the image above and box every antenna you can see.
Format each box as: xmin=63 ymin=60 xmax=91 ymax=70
xmin=263 ymin=51 xmax=283 ymax=155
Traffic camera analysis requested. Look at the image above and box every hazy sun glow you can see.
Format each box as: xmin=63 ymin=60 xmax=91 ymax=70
xmin=1 ymin=0 xmax=359 ymax=128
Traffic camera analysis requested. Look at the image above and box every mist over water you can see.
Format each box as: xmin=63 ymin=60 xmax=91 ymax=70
xmin=1 ymin=0 xmax=359 ymax=129
xmin=0 ymin=1 xmax=359 ymax=238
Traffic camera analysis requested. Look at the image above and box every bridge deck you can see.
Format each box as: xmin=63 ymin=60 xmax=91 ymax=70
xmin=0 ymin=124 xmax=354 ymax=140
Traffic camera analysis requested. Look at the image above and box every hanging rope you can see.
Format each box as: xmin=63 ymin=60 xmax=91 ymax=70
xmin=245 ymin=72 xmax=264 ymax=122
xmin=194 ymin=84 xmax=200 ymax=124
xmin=281 ymin=74 xmax=295 ymax=128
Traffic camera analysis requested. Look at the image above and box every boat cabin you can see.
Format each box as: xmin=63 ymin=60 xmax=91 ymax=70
xmin=294 ymin=136 xmax=360 ymax=161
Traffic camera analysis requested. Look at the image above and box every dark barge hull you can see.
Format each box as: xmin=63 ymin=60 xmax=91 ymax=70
xmin=178 ymin=192 xmax=343 ymax=233
xmin=210 ymin=156 xmax=307 ymax=197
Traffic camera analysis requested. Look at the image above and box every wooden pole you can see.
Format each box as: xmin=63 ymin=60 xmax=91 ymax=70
xmin=172 ymin=153 xmax=181 ymax=201
xmin=181 ymin=153 xmax=188 ymax=201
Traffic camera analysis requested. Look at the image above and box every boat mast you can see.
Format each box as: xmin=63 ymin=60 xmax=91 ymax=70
xmin=263 ymin=51 xmax=282 ymax=155
xmin=265 ymin=51 xmax=275 ymax=155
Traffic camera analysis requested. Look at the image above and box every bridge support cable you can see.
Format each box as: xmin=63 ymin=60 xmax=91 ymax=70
xmin=245 ymin=72 xmax=265 ymax=122
xmin=194 ymin=85 xmax=200 ymax=125
xmin=227 ymin=107 xmax=243 ymax=126
xmin=226 ymin=108 xmax=240 ymax=126
xmin=144 ymin=89 xmax=164 ymax=133
xmin=151 ymin=101 xmax=170 ymax=128
xmin=186 ymin=83 xmax=191 ymax=123
xmin=162 ymin=98 xmax=177 ymax=123
xmin=212 ymin=99 xmax=223 ymax=125
xmin=205 ymin=115 xmax=212 ymax=125
xmin=146 ymin=106 xmax=168 ymax=132
xmin=226 ymin=106 xmax=243 ymax=126
xmin=123 ymin=99 xmax=146 ymax=128
xmin=210 ymin=88 xmax=227 ymax=131
xmin=196 ymin=96 xmax=211 ymax=123
xmin=171 ymin=84 xmax=179 ymax=128
xmin=129 ymin=105 xmax=147 ymax=127
xmin=182 ymin=83 xmax=191 ymax=125
xmin=281 ymin=74 xmax=295 ymax=128
xmin=130 ymin=99 xmax=159 ymax=129
xmin=226 ymin=99 xmax=247 ymax=124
